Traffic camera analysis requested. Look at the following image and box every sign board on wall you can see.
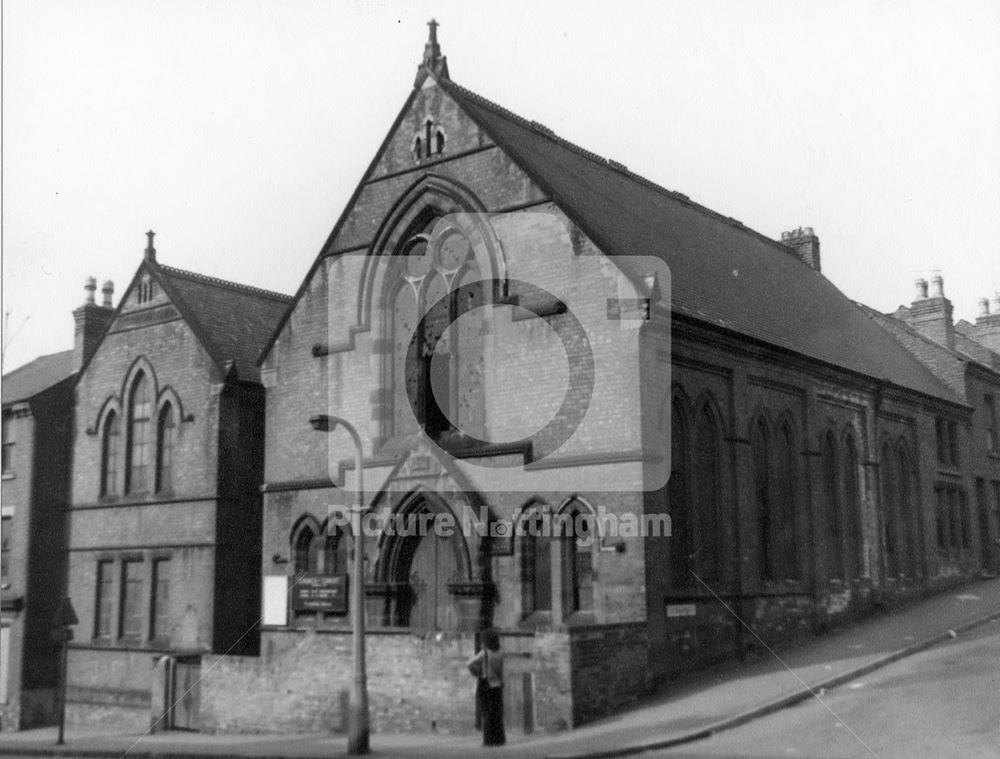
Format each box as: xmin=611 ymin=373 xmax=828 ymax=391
xmin=291 ymin=575 xmax=348 ymax=614
xmin=262 ymin=575 xmax=288 ymax=626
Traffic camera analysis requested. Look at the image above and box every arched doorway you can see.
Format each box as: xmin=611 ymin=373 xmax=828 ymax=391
xmin=382 ymin=497 xmax=470 ymax=631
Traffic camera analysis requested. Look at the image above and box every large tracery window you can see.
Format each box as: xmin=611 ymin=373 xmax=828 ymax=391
xmin=390 ymin=221 xmax=486 ymax=443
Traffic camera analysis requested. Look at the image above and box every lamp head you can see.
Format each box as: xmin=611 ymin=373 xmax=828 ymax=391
xmin=309 ymin=414 xmax=333 ymax=432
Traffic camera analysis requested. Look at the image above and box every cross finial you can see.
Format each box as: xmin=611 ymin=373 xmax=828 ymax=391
xmin=144 ymin=230 xmax=157 ymax=262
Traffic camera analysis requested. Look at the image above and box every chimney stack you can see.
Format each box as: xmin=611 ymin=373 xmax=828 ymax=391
xmin=781 ymin=227 xmax=821 ymax=271
xmin=73 ymin=276 xmax=115 ymax=372
xmin=907 ymin=271 xmax=955 ymax=350
xmin=972 ymin=291 xmax=1000 ymax=354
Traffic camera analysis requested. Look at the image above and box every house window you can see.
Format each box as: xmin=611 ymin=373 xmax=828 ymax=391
xmin=150 ymin=558 xmax=170 ymax=640
xmin=120 ymin=559 xmax=144 ymax=638
xmin=692 ymin=405 xmax=722 ymax=582
xmin=936 ymin=417 xmax=960 ymax=468
xmin=95 ymin=560 xmax=114 ymax=639
xmin=558 ymin=502 xmax=593 ymax=615
xmin=520 ymin=509 xmax=551 ymax=614
xmin=986 ymin=395 xmax=998 ymax=453
xmin=1 ymin=516 xmax=11 ymax=582
xmin=100 ymin=412 xmax=120 ymax=497
xmin=1 ymin=412 xmax=12 ymax=475
xmin=126 ymin=373 xmax=152 ymax=494
xmin=389 ymin=223 xmax=485 ymax=443
xmin=156 ymin=404 xmax=175 ymax=493
xmin=821 ymin=432 xmax=844 ymax=579
xmin=935 ymin=484 xmax=967 ymax=556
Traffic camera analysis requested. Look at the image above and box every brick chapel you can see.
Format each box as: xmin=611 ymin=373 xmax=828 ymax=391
xmin=2 ymin=23 xmax=999 ymax=736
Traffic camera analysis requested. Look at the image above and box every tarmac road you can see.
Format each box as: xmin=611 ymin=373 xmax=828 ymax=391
xmin=653 ymin=618 xmax=1000 ymax=759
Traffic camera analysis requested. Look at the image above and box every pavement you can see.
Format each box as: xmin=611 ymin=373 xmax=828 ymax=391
xmin=2 ymin=577 xmax=1000 ymax=759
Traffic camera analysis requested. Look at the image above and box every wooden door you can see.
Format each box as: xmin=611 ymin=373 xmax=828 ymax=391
xmin=408 ymin=532 xmax=460 ymax=631
xmin=171 ymin=656 xmax=201 ymax=731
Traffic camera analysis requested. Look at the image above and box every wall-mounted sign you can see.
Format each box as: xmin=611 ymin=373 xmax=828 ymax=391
xmin=291 ymin=575 xmax=347 ymax=614
xmin=666 ymin=603 xmax=697 ymax=618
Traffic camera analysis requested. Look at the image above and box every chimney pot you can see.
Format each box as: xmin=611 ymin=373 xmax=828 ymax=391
xmin=979 ymin=297 xmax=991 ymax=317
xmin=803 ymin=226 xmax=814 ymax=236
xmin=84 ymin=276 xmax=97 ymax=304
xmin=931 ymin=272 xmax=944 ymax=298
xmin=101 ymin=280 xmax=114 ymax=309
xmin=993 ymin=292 xmax=1000 ymax=311
xmin=914 ymin=278 xmax=928 ymax=300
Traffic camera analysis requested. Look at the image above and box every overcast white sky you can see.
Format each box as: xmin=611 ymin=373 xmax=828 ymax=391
xmin=2 ymin=0 xmax=998 ymax=372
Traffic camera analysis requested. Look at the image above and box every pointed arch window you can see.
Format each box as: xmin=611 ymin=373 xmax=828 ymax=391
xmin=156 ymin=403 xmax=175 ymax=493
xmin=520 ymin=508 xmax=551 ymax=614
xmin=897 ymin=446 xmax=916 ymax=576
xmin=389 ymin=221 xmax=486 ymax=443
xmin=751 ymin=417 xmax=772 ymax=581
xmin=693 ymin=405 xmax=722 ymax=582
xmin=669 ymin=399 xmax=692 ymax=587
xmin=559 ymin=501 xmax=594 ymax=615
xmin=126 ymin=372 xmax=152 ymax=494
xmin=100 ymin=411 xmax=120 ymax=497
xmin=842 ymin=435 xmax=862 ymax=578
xmin=822 ymin=432 xmax=844 ymax=579
xmin=774 ymin=422 xmax=800 ymax=580
xmin=293 ymin=523 xmax=316 ymax=578
xmin=882 ymin=442 xmax=901 ymax=576
xmin=323 ymin=527 xmax=348 ymax=576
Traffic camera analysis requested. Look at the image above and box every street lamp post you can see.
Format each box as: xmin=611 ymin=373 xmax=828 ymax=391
xmin=310 ymin=414 xmax=369 ymax=755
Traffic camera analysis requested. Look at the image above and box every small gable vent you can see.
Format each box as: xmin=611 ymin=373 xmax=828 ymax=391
xmin=412 ymin=118 xmax=446 ymax=162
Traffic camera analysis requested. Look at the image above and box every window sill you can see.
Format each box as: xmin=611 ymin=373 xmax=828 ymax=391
xmin=1 ymin=472 xmax=14 ymax=481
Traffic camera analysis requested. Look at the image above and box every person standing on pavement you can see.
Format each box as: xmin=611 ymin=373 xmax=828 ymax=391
xmin=467 ymin=628 xmax=505 ymax=746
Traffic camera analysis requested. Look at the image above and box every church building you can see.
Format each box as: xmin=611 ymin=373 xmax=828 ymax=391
xmin=193 ymin=25 xmax=997 ymax=735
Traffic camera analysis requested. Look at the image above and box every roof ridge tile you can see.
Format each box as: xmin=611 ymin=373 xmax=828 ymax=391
xmin=157 ymin=264 xmax=294 ymax=302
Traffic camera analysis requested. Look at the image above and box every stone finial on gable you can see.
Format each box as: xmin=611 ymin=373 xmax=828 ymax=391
xmin=145 ymin=230 xmax=157 ymax=263
xmin=415 ymin=18 xmax=450 ymax=85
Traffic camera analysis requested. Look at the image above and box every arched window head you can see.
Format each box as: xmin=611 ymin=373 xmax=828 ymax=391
xmin=156 ymin=403 xmax=175 ymax=493
xmin=558 ymin=502 xmax=594 ymax=615
xmin=126 ymin=372 xmax=152 ymax=494
xmin=520 ymin=508 xmax=551 ymax=614
xmin=100 ymin=411 xmax=120 ymax=497
xmin=389 ymin=219 xmax=485 ymax=444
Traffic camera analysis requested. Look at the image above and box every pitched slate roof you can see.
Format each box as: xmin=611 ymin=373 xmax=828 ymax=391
xmin=2 ymin=350 xmax=74 ymax=405
xmin=151 ymin=264 xmax=293 ymax=382
xmin=436 ymin=76 xmax=963 ymax=405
